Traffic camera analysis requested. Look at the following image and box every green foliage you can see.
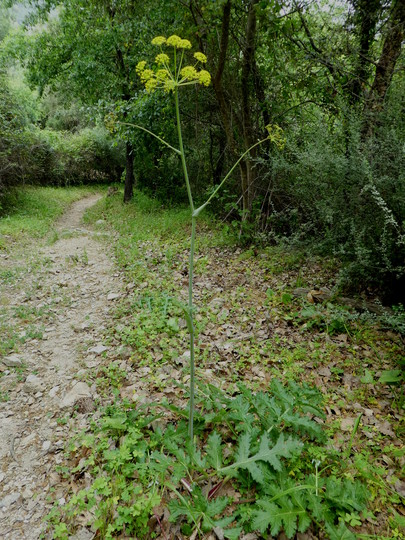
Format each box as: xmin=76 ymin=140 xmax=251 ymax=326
xmin=0 ymin=186 xmax=93 ymax=244
xmin=295 ymin=302 xmax=353 ymax=336
xmin=379 ymin=304 xmax=405 ymax=336
xmin=257 ymin=102 xmax=405 ymax=302
xmin=0 ymin=66 xmax=121 ymax=195
xmin=47 ymin=381 xmax=369 ymax=538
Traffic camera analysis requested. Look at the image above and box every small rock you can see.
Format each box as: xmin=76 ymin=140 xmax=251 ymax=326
xmin=22 ymin=488 xmax=33 ymax=500
xmin=394 ymin=480 xmax=405 ymax=498
xmin=107 ymin=292 xmax=120 ymax=301
xmin=341 ymin=417 xmax=356 ymax=432
xmin=88 ymin=344 xmax=108 ymax=355
xmin=23 ymin=374 xmax=45 ymax=394
xmin=42 ymin=440 xmax=52 ymax=452
xmin=49 ymin=386 xmax=60 ymax=398
xmin=69 ymin=527 xmax=95 ymax=540
xmin=60 ymin=382 xmax=92 ymax=409
xmin=213 ymin=527 xmax=225 ymax=540
xmin=96 ymin=219 xmax=105 ymax=225
xmin=318 ymin=367 xmax=331 ymax=378
xmin=0 ymin=492 xmax=21 ymax=508
xmin=2 ymin=355 xmax=23 ymax=368
xmin=21 ymin=433 xmax=36 ymax=447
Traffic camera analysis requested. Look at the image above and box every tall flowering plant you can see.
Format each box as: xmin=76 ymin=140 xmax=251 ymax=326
xmin=125 ymin=35 xmax=284 ymax=440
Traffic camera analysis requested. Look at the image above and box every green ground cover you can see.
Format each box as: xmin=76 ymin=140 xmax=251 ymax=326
xmin=54 ymin=190 xmax=404 ymax=540
xmin=1 ymin=188 xmax=403 ymax=539
xmin=0 ymin=186 xmax=98 ymax=249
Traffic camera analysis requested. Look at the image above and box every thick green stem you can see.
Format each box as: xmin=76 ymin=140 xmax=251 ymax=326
xmin=193 ymin=136 xmax=269 ymax=217
xmin=119 ymin=121 xmax=181 ymax=155
xmin=175 ymin=89 xmax=194 ymax=212
xmin=188 ymin=216 xmax=196 ymax=440
xmin=175 ymin=87 xmax=196 ymax=439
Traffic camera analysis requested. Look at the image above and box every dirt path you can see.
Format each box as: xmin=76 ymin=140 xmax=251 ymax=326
xmin=0 ymin=194 xmax=124 ymax=539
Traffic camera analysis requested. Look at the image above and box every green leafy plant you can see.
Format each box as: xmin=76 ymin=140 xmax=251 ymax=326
xmin=111 ymin=34 xmax=284 ymax=439
xmin=47 ymin=380 xmax=369 ymax=539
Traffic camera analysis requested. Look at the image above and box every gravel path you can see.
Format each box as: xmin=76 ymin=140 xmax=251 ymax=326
xmin=0 ymin=195 xmax=124 ymax=539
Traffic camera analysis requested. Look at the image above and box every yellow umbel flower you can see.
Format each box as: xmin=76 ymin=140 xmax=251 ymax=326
xmin=265 ymin=124 xmax=286 ymax=150
xmin=193 ymin=52 xmax=207 ymax=63
xmin=198 ymin=70 xmax=211 ymax=86
xmin=166 ymin=34 xmax=182 ymax=47
xmin=151 ymin=36 xmax=166 ymax=46
xmin=156 ymin=69 xmax=170 ymax=81
xmin=138 ymin=35 xmax=211 ymax=92
xmin=145 ymin=78 xmax=158 ymax=93
xmin=136 ymin=61 xmax=146 ymax=74
xmin=180 ymin=66 xmax=198 ymax=81
xmin=155 ymin=53 xmax=170 ymax=66
xmin=140 ymin=69 xmax=154 ymax=82
xmin=164 ymin=79 xmax=177 ymax=93
xmin=179 ymin=39 xmax=192 ymax=49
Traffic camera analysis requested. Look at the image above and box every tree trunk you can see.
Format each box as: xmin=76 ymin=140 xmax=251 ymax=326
xmin=240 ymin=0 xmax=260 ymax=215
xmin=124 ymin=141 xmax=135 ymax=203
xmin=349 ymin=0 xmax=381 ymax=106
xmin=211 ymin=0 xmax=261 ymax=217
xmin=363 ymin=0 xmax=405 ymax=136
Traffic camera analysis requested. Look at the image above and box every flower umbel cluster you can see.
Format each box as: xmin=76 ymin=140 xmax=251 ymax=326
xmin=265 ymin=124 xmax=286 ymax=150
xmin=136 ymin=35 xmax=211 ymax=93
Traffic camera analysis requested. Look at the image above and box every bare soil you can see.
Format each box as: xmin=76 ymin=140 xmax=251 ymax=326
xmin=0 ymin=195 xmax=125 ymax=539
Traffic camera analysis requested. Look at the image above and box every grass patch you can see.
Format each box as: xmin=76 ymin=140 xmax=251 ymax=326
xmin=0 ymin=185 xmax=98 ymax=249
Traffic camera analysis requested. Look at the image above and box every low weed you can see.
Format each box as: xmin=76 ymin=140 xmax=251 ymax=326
xmin=83 ymin=192 xmax=403 ymax=537
xmin=0 ymin=388 xmax=10 ymax=402
xmin=379 ymin=304 xmax=405 ymax=336
xmin=47 ymin=380 xmax=368 ymax=539
xmin=295 ymin=302 xmax=353 ymax=335
xmin=92 ymin=361 xmax=128 ymax=396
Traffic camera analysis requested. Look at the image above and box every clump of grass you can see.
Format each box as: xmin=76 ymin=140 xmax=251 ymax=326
xmin=0 ymin=186 xmax=97 ymax=249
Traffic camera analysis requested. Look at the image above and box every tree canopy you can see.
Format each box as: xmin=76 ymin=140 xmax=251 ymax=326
xmin=0 ymin=0 xmax=404 ymax=301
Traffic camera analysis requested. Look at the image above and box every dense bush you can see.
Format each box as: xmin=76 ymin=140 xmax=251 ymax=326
xmin=38 ymin=127 xmax=124 ymax=186
xmin=1 ymin=76 xmax=123 ymax=202
xmin=255 ymin=97 xmax=405 ymax=302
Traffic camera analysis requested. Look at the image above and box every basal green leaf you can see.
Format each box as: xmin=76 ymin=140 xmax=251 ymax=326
xmin=220 ymin=433 xmax=302 ymax=476
xmin=379 ymin=369 xmax=403 ymax=384
xmin=206 ymin=431 xmax=223 ymax=470
xmin=324 ymin=521 xmax=357 ymax=540
xmin=223 ymin=526 xmax=244 ymax=540
xmin=251 ymin=501 xmax=280 ymax=533
xmin=206 ymin=496 xmax=229 ymax=517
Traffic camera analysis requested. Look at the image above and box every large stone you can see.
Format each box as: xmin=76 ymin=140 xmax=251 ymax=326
xmin=23 ymin=374 xmax=45 ymax=394
xmin=0 ymin=492 xmax=21 ymax=508
xmin=2 ymin=355 xmax=23 ymax=368
xmin=88 ymin=344 xmax=108 ymax=355
xmin=60 ymin=382 xmax=92 ymax=409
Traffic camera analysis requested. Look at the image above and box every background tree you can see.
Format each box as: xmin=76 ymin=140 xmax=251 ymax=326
xmin=2 ymin=0 xmax=404 ymax=302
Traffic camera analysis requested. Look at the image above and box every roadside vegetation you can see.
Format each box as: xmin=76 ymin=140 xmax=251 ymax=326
xmin=0 ymin=0 xmax=404 ymax=537
xmin=40 ymin=190 xmax=403 ymax=539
